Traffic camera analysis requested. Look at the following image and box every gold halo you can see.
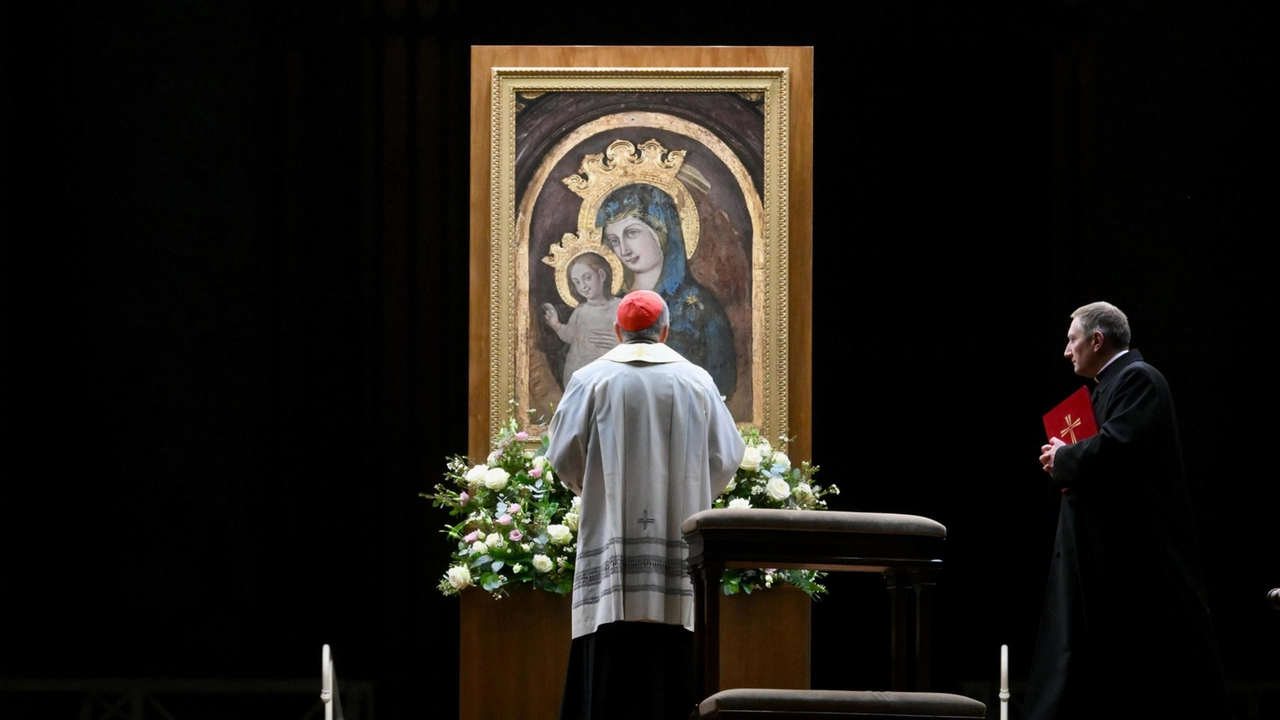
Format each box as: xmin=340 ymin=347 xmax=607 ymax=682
xmin=562 ymin=139 xmax=700 ymax=258
xmin=541 ymin=230 xmax=625 ymax=307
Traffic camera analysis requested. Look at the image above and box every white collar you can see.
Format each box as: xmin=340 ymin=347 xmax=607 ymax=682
xmin=600 ymin=342 xmax=688 ymax=364
xmin=1096 ymin=349 xmax=1129 ymax=376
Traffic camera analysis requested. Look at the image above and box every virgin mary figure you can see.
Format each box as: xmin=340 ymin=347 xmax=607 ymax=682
xmin=597 ymin=183 xmax=736 ymax=400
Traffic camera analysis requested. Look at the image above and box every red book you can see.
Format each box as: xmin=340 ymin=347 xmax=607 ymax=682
xmin=1043 ymin=386 xmax=1098 ymax=444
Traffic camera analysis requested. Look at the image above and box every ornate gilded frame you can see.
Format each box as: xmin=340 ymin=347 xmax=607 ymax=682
xmin=470 ymin=47 xmax=813 ymax=462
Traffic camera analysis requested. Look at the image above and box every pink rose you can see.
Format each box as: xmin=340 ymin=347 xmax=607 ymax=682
xmin=463 ymin=530 xmax=479 ymax=543
xmin=508 ymin=503 xmax=521 ymax=514
xmin=458 ymin=491 xmax=470 ymax=504
xmin=515 ymin=431 xmax=529 ymax=441
xmin=509 ymin=529 xmax=523 ymax=542
xmin=498 ymin=513 xmax=512 ymax=525
xmin=529 ymin=467 xmax=543 ymax=479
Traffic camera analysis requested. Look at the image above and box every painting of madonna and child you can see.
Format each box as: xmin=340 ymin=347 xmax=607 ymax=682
xmin=516 ymin=91 xmax=769 ymax=424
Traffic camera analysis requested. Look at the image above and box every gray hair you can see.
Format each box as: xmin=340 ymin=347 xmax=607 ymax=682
xmin=619 ymin=301 xmax=670 ymax=343
xmin=1071 ymin=301 xmax=1131 ymax=349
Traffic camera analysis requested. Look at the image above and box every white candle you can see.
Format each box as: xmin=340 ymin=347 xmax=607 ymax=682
xmin=1000 ymin=644 xmax=1009 ymax=720
xmin=1001 ymin=644 xmax=1008 ymax=689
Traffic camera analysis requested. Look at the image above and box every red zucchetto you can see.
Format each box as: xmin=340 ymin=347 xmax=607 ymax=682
xmin=615 ymin=290 xmax=665 ymax=332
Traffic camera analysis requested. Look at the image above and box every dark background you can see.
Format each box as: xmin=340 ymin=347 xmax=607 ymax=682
xmin=5 ymin=1 xmax=1276 ymax=718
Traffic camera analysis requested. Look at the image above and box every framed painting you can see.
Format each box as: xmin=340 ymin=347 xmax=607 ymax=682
xmin=469 ymin=46 xmax=813 ymax=461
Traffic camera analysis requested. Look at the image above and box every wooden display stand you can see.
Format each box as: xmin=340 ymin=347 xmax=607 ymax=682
xmin=464 ymin=42 xmax=816 ymax=720
xmin=459 ymin=585 xmax=811 ymax=720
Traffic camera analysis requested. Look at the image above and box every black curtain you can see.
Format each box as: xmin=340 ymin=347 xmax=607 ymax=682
xmin=5 ymin=2 xmax=1275 ymax=718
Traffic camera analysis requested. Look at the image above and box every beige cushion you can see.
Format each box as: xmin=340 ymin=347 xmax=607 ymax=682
xmin=699 ymin=688 xmax=985 ymax=717
xmin=682 ymin=508 xmax=946 ymax=539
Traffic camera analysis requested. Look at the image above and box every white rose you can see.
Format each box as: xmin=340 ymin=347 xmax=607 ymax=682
xmin=758 ymin=440 xmax=772 ymax=456
xmin=521 ymin=543 xmax=533 ymax=552
xmin=446 ymin=565 xmax=472 ymax=589
xmin=546 ymin=524 xmax=573 ymax=544
xmin=483 ymin=467 xmax=510 ymax=491
xmin=471 ymin=541 xmax=489 ymax=555
xmin=728 ymin=498 xmax=751 ymax=509
xmin=723 ymin=478 xmax=737 ymax=494
xmin=512 ymin=563 xmax=524 ymax=574
xmin=773 ymin=452 xmax=791 ymax=470
xmin=464 ymin=464 xmax=489 ymax=487
xmin=532 ymin=554 xmax=553 ymax=572
xmin=739 ymin=446 xmax=762 ymax=471
xmin=532 ymin=456 xmax=548 ymax=469
xmin=765 ymin=477 xmax=791 ymax=501
xmin=485 ymin=532 xmax=504 ymax=548
xmin=564 ymin=512 xmax=580 ymax=532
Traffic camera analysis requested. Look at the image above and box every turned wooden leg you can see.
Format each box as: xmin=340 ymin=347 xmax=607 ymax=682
xmin=692 ymin=560 xmax=725 ymax=702
xmin=913 ymin=570 xmax=938 ymax=691
xmin=885 ymin=570 xmax=911 ymax=691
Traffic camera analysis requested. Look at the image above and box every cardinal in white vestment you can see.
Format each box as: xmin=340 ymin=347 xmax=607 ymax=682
xmin=546 ymin=289 xmax=745 ymax=720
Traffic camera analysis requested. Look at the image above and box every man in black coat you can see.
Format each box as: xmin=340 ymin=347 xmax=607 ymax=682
xmin=1026 ymin=301 xmax=1231 ymax=719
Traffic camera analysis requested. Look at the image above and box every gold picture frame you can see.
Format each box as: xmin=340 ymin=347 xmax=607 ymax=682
xmin=470 ymin=46 xmax=813 ymax=462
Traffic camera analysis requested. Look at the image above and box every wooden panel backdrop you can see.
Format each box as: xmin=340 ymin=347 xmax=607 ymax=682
xmin=464 ymin=45 xmax=814 ymax=720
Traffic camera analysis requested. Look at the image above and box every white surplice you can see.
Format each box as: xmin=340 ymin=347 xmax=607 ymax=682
xmin=546 ymin=341 xmax=745 ymax=639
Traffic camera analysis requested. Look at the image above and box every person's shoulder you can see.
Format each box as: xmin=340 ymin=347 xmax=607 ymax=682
xmin=666 ymin=359 xmax=723 ymax=394
xmin=564 ymin=356 xmax=617 ymax=387
xmin=1120 ymin=350 xmax=1164 ymax=378
xmin=1114 ymin=351 xmax=1174 ymax=393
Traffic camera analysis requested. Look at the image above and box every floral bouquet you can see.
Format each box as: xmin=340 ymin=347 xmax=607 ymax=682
xmin=711 ymin=426 xmax=839 ymax=598
xmin=424 ymin=416 xmax=578 ymax=597
xmin=427 ymin=417 xmax=837 ymax=601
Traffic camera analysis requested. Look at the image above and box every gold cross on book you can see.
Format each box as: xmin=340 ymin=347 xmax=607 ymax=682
xmin=1059 ymin=414 xmax=1082 ymax=443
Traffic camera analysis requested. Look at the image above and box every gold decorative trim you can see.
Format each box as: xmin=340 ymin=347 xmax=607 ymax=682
xmin=488 ymin=67 xmax=791 ymax=443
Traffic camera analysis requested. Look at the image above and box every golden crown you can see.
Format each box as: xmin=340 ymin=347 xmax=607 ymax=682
xmin=561 ymin=139 xmax=700 ymax=256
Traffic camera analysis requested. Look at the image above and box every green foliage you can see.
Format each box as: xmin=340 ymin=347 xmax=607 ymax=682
xmin=426 ymin=411 xmax=578 ymax=598
xmin=711 ymin=427 xmax=841 ymax=599
xmin=428 ymin=413 xmax=840 ymax=601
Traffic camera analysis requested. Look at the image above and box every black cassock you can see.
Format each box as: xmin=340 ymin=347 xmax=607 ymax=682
xmin=1023 ymin=350 xmax=1231 ymax=720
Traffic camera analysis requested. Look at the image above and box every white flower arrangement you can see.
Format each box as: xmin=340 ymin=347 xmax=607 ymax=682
xmin=712 ymin=426 xmax=839 ymax=598
xmin=424 ymin=413 xmax=576 ymax=597
xmin=427 ymin=415 xmax=839 ymax=601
